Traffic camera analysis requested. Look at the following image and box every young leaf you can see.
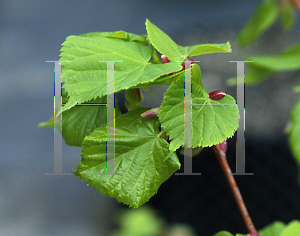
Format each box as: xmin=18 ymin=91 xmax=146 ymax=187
xmin=146 ymin=19 xmax=184 ymax=62
xmin=60 ymin=35 xmax=182 ymax=111
xmin=242 ymin=63 xmax=274 ymax=85
xmin=38 ymin=90 xmax=69 ymax=128
xmin=145 ymin=19 xmax=231 ymax=62
xmin=38 ymin=116 xmax=55 ymax=128
xmin=125 ymin=88 xmax=144 ymax=111
xmin=212 ymin=231 xmax=233 ymax=236
xmin=294 ymin=84 xmax=300 ymax=93
xmin=38 ymin=91 xmax=122 ymax=146
xmin=73 ymin=108 xmax=181 ymax=208
xmin=228 ymin=43 xmax=300 ymax=85
xmin=288 ymin=99 xmax=300 ymax=168
xmin=236 ymin=0 xmax=278 ymax=48
xmin=112 ymin=206 xmax=163 ymax=236
xmin=247 ymin=43 xmax=300 ymax=71
xmin=258 ymin=221 xmax=286 ymax=236
xmin=280 ymin=220 xmax=300 ymax=236
xmin=159 ymin=64 xmax=239 ymax=152
xmin=182 ymin=41 xmax=232 ymax=58
xmin=279 ymin=0 xmax=296 ymax=31
xmin=79 ymin=30 xmax=148 ymax=42
xmin=179 ymin=146 xmax=203 ymax=157
xmin=135 ymin=70 xmax=185 ymax=87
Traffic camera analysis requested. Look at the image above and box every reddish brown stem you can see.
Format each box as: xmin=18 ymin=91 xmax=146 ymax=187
xmin=134 ymin=88 xmax=141 ymax=102
xmin=290 ymin=0 xmax=300 ymax=15
xmin=212 ymin=144 xmax=257 ymax=235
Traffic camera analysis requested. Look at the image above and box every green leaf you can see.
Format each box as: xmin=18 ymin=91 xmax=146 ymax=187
xmin=125 ymin=88 xmax=144 ymax=111
xmin=145 ymin=19 xmax=231 ymax=62
xmin=213 ymin=231 xmax=233 ymax=236
xmin=38 ymin=90 xmax=70 ymax=128
xmin=279 ymin=0 xmax=296 ymax=31
xmin=243 ymin=63 xmax=274 ymax=85
xmin=135 ymin=70 xmax=185 ymax=88
xmin=228 ymin=43 xmax=300 ymax=85
xmin=179 ymin=146 xmax=203 ymax=157
xmin=183 ymin=41 xmax=232 ymax=57
xmin=146 ymin=19 xmax=184 ymax=62
xmin=79 ymin=30 xmax=147 ymax=42
xmin=159 ymin=64 xmax=239 ymax=152
xmin=37 ymin=117 xmax=55 ymax=128
xmin=73 ymin=108 xmax=181 ymax=208
xmin=61 ymin=95 xmax=122 ymax=146
xmin=60 ymin=35 xmax=182 ymax=111
xmin=111 ymin=206 xmax=163 ymax=236
xmin=38 ymin=91 xmax=122 ymax=146
xmin=294 ymin=84 xmax=300 ymax=93
xmin=237 ymin=0 xmax=278 ymax=48
xmin=258 ymin=221 xmax=286 ymax=236
xmin=247 ymin=43 xmax=300 ymax=71
xmin=280 ymin=220 xmax=300 ymax=236
xmin=288 ymin=99 xmax=300 ymax=167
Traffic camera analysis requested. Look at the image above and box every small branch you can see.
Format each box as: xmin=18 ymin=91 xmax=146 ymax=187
xmin=290 ymin=0 xmax=300 ymax=15
xmin=212 ymin=143 xmax=258 ymax=235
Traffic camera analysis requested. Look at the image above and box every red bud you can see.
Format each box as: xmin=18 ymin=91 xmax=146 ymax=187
xmin=209 ymin=90 xmax=226 ymax=100
xmin=218 ymin=141 xmax=227 ymax=153
xmin=248 ymin=233 xmax=261 ymax=236
xmin=141 ymin=107 xmax=160 ymax=118
xmin=134 ymin=88 xmax=141 ymax=102
xmin=161 ymin=55 xmax=171 ymax=63
xmin=162 ymin=56 xmax=194 ymax=75
xmin=182 ymin=58 xmax=194 ymax=70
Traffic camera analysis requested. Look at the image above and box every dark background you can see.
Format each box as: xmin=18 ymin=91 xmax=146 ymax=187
xmin=1 ymin=0 xmax=300 ymax=235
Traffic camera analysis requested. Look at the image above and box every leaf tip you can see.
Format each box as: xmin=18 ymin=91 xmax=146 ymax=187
xmin=145 ymin=18 xmax=151 ymax=27
xmin=226 ymin=41 xmax=232 ymax=52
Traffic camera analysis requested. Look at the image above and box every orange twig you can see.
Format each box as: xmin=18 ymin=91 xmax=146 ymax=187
xmin=212 ymin=144 xmax=257 ymax=234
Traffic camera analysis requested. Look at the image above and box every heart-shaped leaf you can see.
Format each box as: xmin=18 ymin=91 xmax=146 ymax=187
xmin=159 ymin=64 xmax=239 ymax=153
